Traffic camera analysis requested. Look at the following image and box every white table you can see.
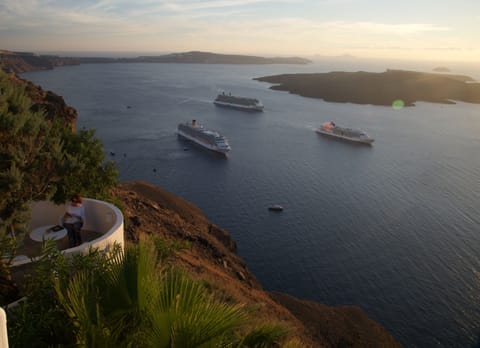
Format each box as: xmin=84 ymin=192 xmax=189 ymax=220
xmin=30 ymin=225 xmax=67 ymax=242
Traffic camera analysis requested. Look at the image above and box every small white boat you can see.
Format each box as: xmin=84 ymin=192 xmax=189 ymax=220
xmin=268 ymin=204 xmax=284 ymax=211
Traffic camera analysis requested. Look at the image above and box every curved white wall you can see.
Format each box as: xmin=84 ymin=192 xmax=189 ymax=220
xmin=4 ymin=198 xmax=124 ymax=346
xmin=12 ymin=198 xmax=124 ymax=266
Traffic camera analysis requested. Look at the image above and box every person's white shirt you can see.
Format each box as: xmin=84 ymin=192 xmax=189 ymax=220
xmin=64 ymin=203 xmax=86 ymax=225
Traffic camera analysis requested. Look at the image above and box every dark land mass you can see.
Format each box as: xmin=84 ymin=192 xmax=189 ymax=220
xmin=255 ymin=69 xmax=480 ymax=106
xmin=0 ymin=50 xmax=311 ymax=73
xmin=137 ymin=51 xmax=311 ymax=65
xmin=433 ymin=66 xmax=451 ymax=72
xmin=5 ymin=73 xmax=402 ymax=347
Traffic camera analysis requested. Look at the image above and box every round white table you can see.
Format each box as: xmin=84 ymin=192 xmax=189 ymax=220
xmin=30 ymin=225 xmax=67 ymax=242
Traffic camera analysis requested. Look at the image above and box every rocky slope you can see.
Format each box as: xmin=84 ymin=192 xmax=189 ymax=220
xmin=1 ymin=50 xmax=57 ymax=73
xmin=3 ymin=71 xmax=77 ymax=128
xmin=117 ymin=181 xmax=401 ymax=347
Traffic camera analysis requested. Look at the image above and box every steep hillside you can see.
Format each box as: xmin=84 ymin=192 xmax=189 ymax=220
xmin=0 ymin=51 xmax=56 ymax=73
xmin=117 ymin=181 xmax=401 ymax=347
xmin=4 ymin=72 xmax=77 ymax=128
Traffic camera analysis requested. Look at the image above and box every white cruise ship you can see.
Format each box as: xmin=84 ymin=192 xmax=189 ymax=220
xmin=177 ymin=120 xmax=231 ymax=154
xmin=214 ymin=92 xmax=264 ymax=111
xmin=316 ymin=121 xmax=374 ymax=144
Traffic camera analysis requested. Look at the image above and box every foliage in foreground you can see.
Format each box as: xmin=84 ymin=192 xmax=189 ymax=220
xmin=0 ymin=68 xmax=118 ymax=238
xmin=6 ymin=240 xmax=113 ymax=347
xmin=7 ymin=236 xmax=299 ymax=347
xmin=0 ymin=70 xmax=63 ymax=237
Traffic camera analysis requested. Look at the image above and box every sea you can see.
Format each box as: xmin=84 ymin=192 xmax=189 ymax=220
xmin=23 ymin=58 xmax=480 ymax=347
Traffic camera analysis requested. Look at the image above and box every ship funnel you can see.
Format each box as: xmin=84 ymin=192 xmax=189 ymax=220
xmin=192 ymin=119 xmax=196 ymax=125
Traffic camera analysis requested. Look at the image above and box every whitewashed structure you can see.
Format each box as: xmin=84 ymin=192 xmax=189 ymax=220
xmin=12 ymin=198 xmax=124 ymax=266
xmin=2 ymin=198 xmax=124 ymax=346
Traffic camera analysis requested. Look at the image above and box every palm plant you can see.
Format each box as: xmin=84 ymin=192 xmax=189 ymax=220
xmin=145 ymin=270 xmax=248 ymax=347
xmin=56 ymin=236 xmax=292 ymax=347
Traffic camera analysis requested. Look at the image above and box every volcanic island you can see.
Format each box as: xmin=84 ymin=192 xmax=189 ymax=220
xmin=255 ymin=69 xmax=480 ymax=106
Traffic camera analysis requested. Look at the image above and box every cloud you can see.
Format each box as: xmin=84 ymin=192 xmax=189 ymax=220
xmin=322 ymin=21 xmax=450 ymax=35
xmin=0 ymin=0 xmax=476 ymax=62
xmin=188 ymin=17 xmax=450 ymax=42
xmin=159 ymin=0 xmax=298 ymax=12
xmin=0 ymin=0 xmax=448 ymax=38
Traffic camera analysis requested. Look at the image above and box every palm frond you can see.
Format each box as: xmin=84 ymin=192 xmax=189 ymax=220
xmin=56 ymin=270 xmax=119 ymax=345
xmin=146 ymin=269 xmax=248 ymax=348
xmin=53 ymin=235 xmax=294 ymax=348
xmin=236 ymin=324 xmax=292 ymax=348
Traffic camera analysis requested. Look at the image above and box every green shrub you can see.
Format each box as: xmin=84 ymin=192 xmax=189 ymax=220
xmin=7 ymin=236 xmax=295 ymax=347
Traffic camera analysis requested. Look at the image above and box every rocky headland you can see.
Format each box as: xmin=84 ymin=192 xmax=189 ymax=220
xmin=255 ymin=69 xmax=480 ymax=106
xmin=4 ymin=66 xmax=401 ymax=347
xmin=0 ymin=50 xmax=311 ymax=74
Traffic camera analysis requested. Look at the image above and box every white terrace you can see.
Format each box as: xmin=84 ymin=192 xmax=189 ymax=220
xmin=2 ymin=198 xmax=124 ymax=347
xmin=11 ymin=198 xmax=124 ymax=266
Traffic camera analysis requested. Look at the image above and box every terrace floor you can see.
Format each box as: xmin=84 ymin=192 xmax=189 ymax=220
xmin=8 ymin=229 xmax=104 ymax=296
xmin=17 ymin=229 xmax=103 ymax=259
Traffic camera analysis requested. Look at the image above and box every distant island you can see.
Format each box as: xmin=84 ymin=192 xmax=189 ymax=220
xmin=0 ymin=50 xmax=311 ymax=73
xmin=254 ymin=69 xmax=480 ymax=106
xmin=433 ymin=66 xmax=450 ymax=72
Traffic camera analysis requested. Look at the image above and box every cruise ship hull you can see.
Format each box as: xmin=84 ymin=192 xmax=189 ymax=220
xmin=213 ymin=100 xmax=264 ymax=112
xmin=177 ymin=129 xmax=230 ymax=154
xmin=315 ymin=129 xmax=374 ymax=144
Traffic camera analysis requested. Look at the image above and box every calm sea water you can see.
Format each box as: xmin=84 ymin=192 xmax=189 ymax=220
xmin=23 ymin=59 xmax=480 ymax=347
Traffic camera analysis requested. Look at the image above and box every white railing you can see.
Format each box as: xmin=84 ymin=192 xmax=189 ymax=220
xmin=0 ymin=308 xmax=7 ymax=348
xmin=11 ymin=198 xmax=124 ymax=266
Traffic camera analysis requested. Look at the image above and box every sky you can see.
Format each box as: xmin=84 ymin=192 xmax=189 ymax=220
xmin=1 ymin=0 xmax=479 ymax=62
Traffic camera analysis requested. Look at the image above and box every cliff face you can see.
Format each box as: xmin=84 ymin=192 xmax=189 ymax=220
xmin=5 ymin=72 xmax=78 ymax=128
xmin=117 ymin=181 xmax=401 ymax=347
